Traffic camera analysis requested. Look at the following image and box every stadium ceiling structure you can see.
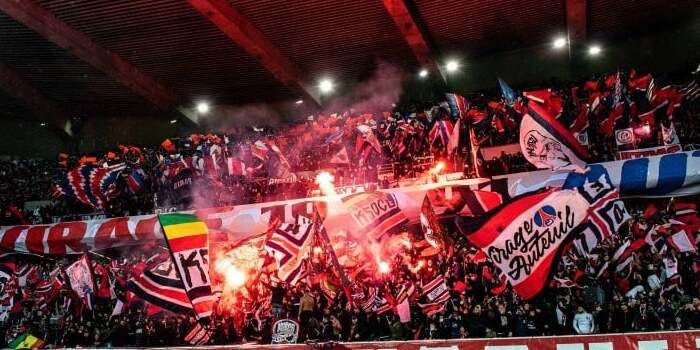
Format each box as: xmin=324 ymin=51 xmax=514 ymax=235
xmin=0 ymin=0 xmax=695 ymax=130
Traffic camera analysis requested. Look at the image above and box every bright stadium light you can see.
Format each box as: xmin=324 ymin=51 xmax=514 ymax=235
xmin=445 ymin=60 xmax=459 ymax=73
xmin=170 ymin=119 xmax=177 ymax=124
xmin=295 ymin=99 xmax=304 ymax=105
xmin=40 ymin=122 xmax=46 ymax=127
xmin=196 ymin=102 xmax=210 ymax=114
xmin=553 ymin=37 xmax=567 ymax=49
xmin=318 ymin=78 xmax=334 ymax=94
xmin=588 ymin=45 xmax=602 ymax=56
xmin=418 ymin=69 xmax=429 ymax=78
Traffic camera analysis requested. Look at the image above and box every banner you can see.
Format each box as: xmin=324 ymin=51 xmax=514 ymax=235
xmin=492 ymin=151 xmax=700 ymax=199
xmin=271 ymin=319 xmax=299 ymax=344
xmin=616 ymin=144 xmax=682 ymax=160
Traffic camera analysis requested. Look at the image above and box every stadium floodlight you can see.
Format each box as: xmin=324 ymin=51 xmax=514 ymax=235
xmin=170 ymin=119 xmax=177 ymax=124
xmin=445 ymin=60 xmax=459 ymax=73
xmin=318 ymin=78 xmax=334 ymax=94
xmin=588 ymin=45 xmax=602 ymax=56
xmin=196 ymin=102 xmax=210 ymax=114
xmin=40 ymin=122 xmax=46 ymax=127
xmin=418 ymin=69 xmax=429 ymax=78
xmin=553 ymin=37 xmax=567 ymax=49
xmin=295 ymin=99 xmax=304 ymax=105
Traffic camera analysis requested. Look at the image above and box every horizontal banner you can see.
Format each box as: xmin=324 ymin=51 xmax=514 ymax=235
xmin=493 ymin=151 xmax=700 ymax=199
xmin=0 ymin=179 xmax=488 ymax=255
xmin=616 ymin=144 xmax=682 ymax=160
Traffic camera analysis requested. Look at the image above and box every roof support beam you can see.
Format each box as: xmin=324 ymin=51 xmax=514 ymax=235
xmin=187 ymin=0 xmax=320 ymax=106
xmin=566 ymin=0 xmax=587 ymax=46
xmin=0 ymin=62 xmax=68 ymax=132
xmin=0 ymin=0 xmax=178 ymax=110
xmin=382 ymin=0 xmax=445 ymax=81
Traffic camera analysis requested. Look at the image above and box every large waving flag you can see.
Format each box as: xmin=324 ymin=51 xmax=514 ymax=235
xmin=457 ymin=188 xmax=591 ymax=300
xmin=127 ymin=258 xmax=194 ymax=315
xmin=264 ymin=217 xmax=315 ymax=285
xmin=520 ymin=102 xmax=590 ymax=171
xmin=159 ymin=214 xmax=215 ymax=323
xmin=54 ymin=164 xmax=125 ymax=209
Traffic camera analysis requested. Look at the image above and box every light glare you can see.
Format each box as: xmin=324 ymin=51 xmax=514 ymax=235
xmin=196 ymin=102 xmax=210 ymax=114
xmin=418 ymin=69 xmax=429 ymax=78
xmin=295 ymin=99 xmax=304 ymax=105
xmin=445 ymin=60 xmax=459 ymax=72
xmin=588 ymin=45 xmax=602 ymax=56
xmin=318 ymin=79 xmax=334 ymax=94
xmin=553 ymin=37 xmax=567 ymax=49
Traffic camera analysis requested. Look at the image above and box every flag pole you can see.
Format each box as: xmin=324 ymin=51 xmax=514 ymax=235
xmin=312 ymin=208 xmax=354 ymax=306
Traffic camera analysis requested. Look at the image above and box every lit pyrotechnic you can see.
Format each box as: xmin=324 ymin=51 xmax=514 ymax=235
xmin=430 ymin=161 xmax=445 ymax=174
xmin=215 ymin=253 xmax=250 ymax=291
xmin=315 ymin=171 xmax=337 ymax=197
xmin=378 ymin=261 xmax=390 ymax=274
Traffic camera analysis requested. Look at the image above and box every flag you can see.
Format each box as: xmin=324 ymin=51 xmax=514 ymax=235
xmin=125 ymin=167 xmax=147 ymax=194
xmin=361 ymin=287 xmax=377 ymax=313
xmin=519 ymin=102 xmax=589 ymax=171
xmin=498 ymin=78 xmax=516 ymax=106
xmin=324 ymin=129 xmax=345 ymax=145
xmin=8 ymin=333 xmax=44 ymax=349
xmin=420 ymin=197 xmax=446 ymax=250
xmin=341 ymin=192 xmax=408 ymax=241
xmin=184 ymin=323 xmax=212 ymax=345
xmin=329 ymin=147 xmax=350 ymax=165
xmin=667 ymin=230 xmax=697 ymax=253
xmin=251 ymin=141 xmax=269 ymax=161
xmin=612 ymin=239 xmax=645 ymax=274
xmin=418 ymin=301 xmax=446 ymax=316
xmin=421 ymin=275 xmax=450 ymax=305
xmin=457 ymin=187 xmax=592 ymax=300
xmin=111 ymin=299 xmax=125 ymax=316
xmin=445 ymin=93 xmax=470 ymax=119
xmin=661 ymin=122 xmax=680 ymax=145
xmin=161 ymin=139 xmax=176 ymax=153
xmin=54 ymin=164 xmax=126 ymax=209
xmin=614 ymin=128 xmax=636 ymax=147
xmin=226 ymin=157 xmax=247 ymax=176
xmin=66 ymin=255 xmax=95 ymax=308
xmin=127 ymin=258 xmax=193 ymax=315
xmin=356 ymin=125 xmax=383 ymax=154
xmin=159 ymin=214 xmax=215 ymax=322
xmin=523 ymin=89 xmax=564 ymax=117
xmin=264 ymin=217 xmax=315 ymax=285
xmin=447 ymin=119 xmax=460 ymax=155
xmin=469 ymin=127 xmax=486 ymax=177
xmin=429 ymin=120 xmax=454 ymax=151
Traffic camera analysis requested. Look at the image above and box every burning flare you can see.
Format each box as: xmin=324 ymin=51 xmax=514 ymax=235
xmin=315 ymin=171 xmax=337 ymax=197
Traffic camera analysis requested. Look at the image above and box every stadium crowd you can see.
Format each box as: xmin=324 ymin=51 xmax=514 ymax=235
xmin=0 ymin=69 xmax=697 ymax=225
xmin=0 ymin=68 xmax=698 ymax=346
xmin=0 ymin=196 xmax=699 ymax=347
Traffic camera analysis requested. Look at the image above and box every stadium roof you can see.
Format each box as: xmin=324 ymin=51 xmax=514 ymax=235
xmin=0 ymin=0 xmax=696 ymax=128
